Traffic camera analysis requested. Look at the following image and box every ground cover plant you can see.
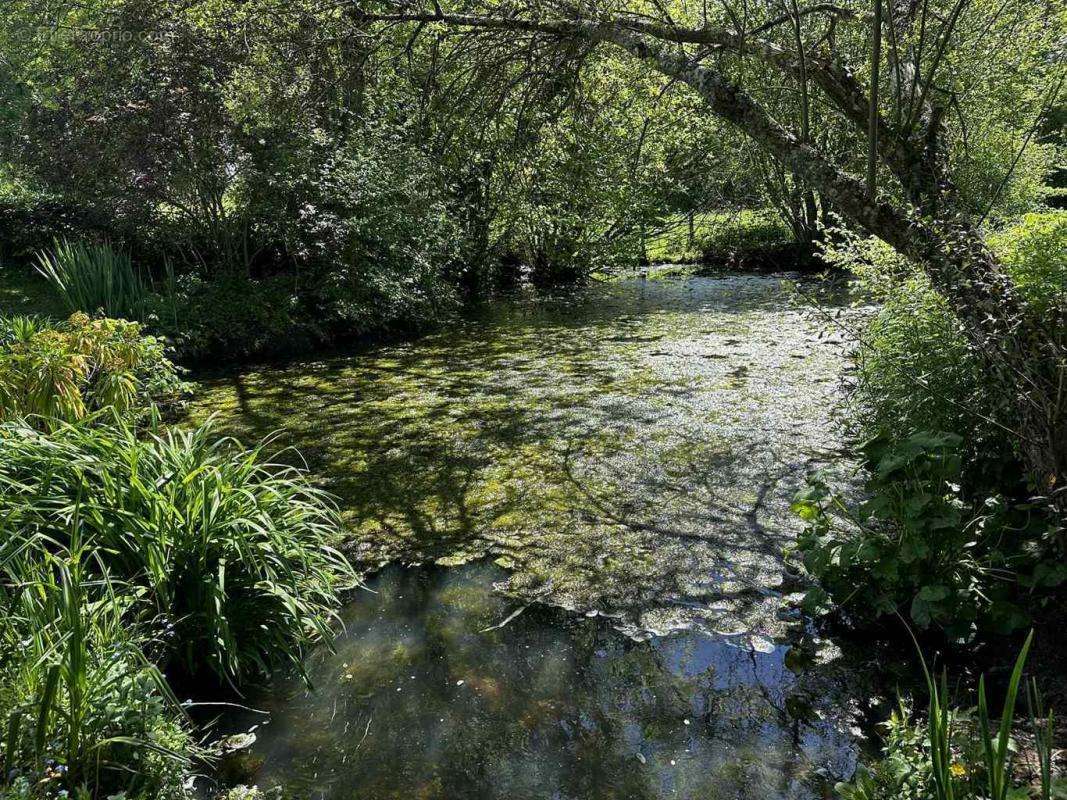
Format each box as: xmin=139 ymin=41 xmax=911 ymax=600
xmin=836 ymin=634 xmax=1064 ymax=800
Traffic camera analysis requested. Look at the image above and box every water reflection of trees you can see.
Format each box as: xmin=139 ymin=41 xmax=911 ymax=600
xmin=245 ymin=564 xmax=857 ymax=800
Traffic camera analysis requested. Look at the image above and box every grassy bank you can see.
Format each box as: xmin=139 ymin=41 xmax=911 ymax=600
xmin=643 ymin=210 xmax=795 ymax=265
xmin=0 ymin=263 xmax=66 ymax=317
xmin=0 ymin=313 xmax=358 ymax=799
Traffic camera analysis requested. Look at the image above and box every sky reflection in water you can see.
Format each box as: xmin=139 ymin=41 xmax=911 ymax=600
xmin=220 ymin=562 xmax=858 ymax=800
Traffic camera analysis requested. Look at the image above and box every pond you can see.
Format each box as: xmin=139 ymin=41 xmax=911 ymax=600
xmin=191 ymin=272 xmax=870 ymax=799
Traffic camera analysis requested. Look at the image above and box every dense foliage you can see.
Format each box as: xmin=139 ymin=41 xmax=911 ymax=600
xmin=0 ymin=0 xmax=895 ymax=358
xmin=0 ymin=312 xmax=187 ymax=425
xmin=0 ymin=309 xmax=356 ymax=797
xmin=0 ymin=546 xmax=193 ymax=799
xmin=794 ymin=432 xmax=1056 ymax=638
xmin=0 ymin=417 xmax=356 ymax=685
xmin=0 ymin=410 xmax=356 ymax=797
xmin=0 ymin=0 xmax=1063 ymax=795
xmin=795 ymin=213 xmax=1067 ymax=639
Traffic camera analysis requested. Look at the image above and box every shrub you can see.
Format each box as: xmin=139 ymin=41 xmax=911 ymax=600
xmin=793 ymin=432 xmax=1061 ymax=639
xmin=158 ymin=265 xmax=460 ymax=363
xmin=154 ymin=274 xmax=327 ymax=362
xmin=699 ymin=209 xmax=792 ymax=256
xmin=0 ymin=184 xmax=111 ymax=267
xmin=851 ymin=275 xmax=1006 ymax=467
xmin=989 ymin=211 xmax=1067 ymax=313
xmin=0 ymin=312 xmax=188 ymax=427
xmin=836 ymin=701 xmax=934 ymax=800
xmin=798 ymin=216 xmax=1066 ymax=639
xmin=822 ymin=215 xmax=1066 ymax=463
xmin=269 ymin=123 xmax=461 ymax=341
xmin=0 ymin=416 xmax=357 ymax=686
xmin=35 ymin=239 xmax=150 ymax=320
xmin=0 ymin=546 xmax=192 ymax=799
xmin=642 ymin=209 xmax=795 ymax=265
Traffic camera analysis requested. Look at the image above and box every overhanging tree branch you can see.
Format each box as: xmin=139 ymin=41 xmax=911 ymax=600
xmin=353 ymin=4 xmax=928 ymax=189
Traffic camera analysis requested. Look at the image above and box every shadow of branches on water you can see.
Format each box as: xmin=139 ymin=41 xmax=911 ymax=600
xmin=189 ymin=276 xmax=850 ymax=637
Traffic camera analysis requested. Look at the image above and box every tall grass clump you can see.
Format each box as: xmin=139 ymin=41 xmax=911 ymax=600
xmin=0 ymin=539 xmax=193 ymax=798
xmin=34 ymin=239 xmax=150 ymax=320
xmin=0 ymin=415 xmax=357 ymax=687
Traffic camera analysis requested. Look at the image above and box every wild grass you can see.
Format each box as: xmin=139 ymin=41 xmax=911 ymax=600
xmin=840 ymin=632 xmax=1060 ymax=800
xmin=34 ymin=239 xmax=150 ymax=320
xmin=0 ymin=415 xmax=358 ymax=687
xmin=1 ymin=538 xmax=193 ymax=797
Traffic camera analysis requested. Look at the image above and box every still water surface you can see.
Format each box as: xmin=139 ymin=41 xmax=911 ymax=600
xmin=194 ymin=273 xmax=867 ymax=799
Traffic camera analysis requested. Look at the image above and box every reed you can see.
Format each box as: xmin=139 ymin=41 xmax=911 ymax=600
xmin=914 ymin=630 xmax=1049 ymax=800
xmin=0 ymin=535 xmax=190 ymax=794
xmin=35 ymin=239 xmax=149 ymax=319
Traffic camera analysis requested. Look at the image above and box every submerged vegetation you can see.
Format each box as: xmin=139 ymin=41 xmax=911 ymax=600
xmin=0 ymin=0 xmax=1064 ymax=795
xmin=186 ymin=276 xmax=848 ymax=643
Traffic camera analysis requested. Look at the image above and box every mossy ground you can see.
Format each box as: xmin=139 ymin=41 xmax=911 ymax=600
xmin=0 ymin=262 xmax=66 ymax=317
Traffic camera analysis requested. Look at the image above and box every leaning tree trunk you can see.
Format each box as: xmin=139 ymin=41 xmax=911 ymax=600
xmin=353 ymin=6 xmax=1067 ymax=514
xmin=602 ymin=28 xmax=1065 ymax=510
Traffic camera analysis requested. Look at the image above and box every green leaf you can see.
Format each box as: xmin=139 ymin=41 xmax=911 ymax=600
xmin=35 ymin=664 xmax=61 ymax=759
xmin=918 ymin=585 xmax=950 ymax=602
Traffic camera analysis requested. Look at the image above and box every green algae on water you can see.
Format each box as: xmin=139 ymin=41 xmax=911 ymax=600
xmin=187 ymin=275 xmax=857 ymax=647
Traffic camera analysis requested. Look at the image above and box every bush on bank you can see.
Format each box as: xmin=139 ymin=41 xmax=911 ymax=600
xmin=0 ymin=312 xmax=189 ymax=426
xmin=803 ymin=212 xmax=1066 ymax=796
xmin=0 ymin=416 xmax=357 ymax=686
xmin=795 ymin=211 xmax=1067 ymax=639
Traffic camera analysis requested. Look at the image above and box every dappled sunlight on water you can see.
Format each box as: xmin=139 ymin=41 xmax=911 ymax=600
xmin=191 ymin=274 xmax=855 ymax=645
xmin=193 ymin=274 xmax=868 ymax=799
